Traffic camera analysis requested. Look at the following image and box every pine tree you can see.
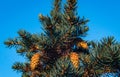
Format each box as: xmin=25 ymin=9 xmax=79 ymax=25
xmin=4 ymin=0 xmax=120 ymax=77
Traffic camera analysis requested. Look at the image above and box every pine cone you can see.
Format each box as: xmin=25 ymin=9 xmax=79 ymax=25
xmin=77 ymin=41 xmax=88 ymax=49
xmin=69 ymin=52 xmax=79 ymax=69
xmin=30 ymin=52 xmax=41 ymax=70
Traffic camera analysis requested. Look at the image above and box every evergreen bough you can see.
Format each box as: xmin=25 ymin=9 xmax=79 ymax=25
xmin=4 ymin=0 xmax=120 ymax=77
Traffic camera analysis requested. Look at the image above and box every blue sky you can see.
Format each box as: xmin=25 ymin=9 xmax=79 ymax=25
xmin=0 ymin=0 xmax=120 ymax=77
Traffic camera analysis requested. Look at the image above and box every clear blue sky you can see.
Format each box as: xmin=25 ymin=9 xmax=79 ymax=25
xmin=0 ymin=0 xmax=120 ymax=77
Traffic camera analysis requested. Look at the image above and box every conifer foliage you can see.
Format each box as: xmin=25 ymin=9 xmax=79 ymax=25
xmin=4 ymin=0 xmax=120 ymax=77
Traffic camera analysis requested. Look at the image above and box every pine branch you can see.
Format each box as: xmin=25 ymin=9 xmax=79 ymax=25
xmin=50 ymin=0 xmax=62 ymax=23
xmin=12 ymin=62 xmax=30 ymax=73
xmin=90 ymin=36 xmax=120 ymax=74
